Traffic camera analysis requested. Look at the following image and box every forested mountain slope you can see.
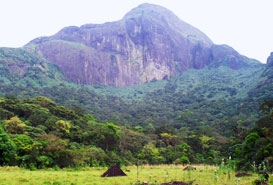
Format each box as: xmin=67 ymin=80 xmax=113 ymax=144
xmin=0 ymin=3 xmax=267 ymax=136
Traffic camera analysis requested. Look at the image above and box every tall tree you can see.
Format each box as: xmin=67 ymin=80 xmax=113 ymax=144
xmin=0 ymin=125 xmax=17 ymax=165
xmin=4 ymin=116 xmax=26 ymax=134
xmin=98 ymin=122 xmax=121 ymax=152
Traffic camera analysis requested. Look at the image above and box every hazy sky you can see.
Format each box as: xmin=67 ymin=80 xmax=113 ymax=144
xmin=1 ymin=0 xmax=272 ymax=63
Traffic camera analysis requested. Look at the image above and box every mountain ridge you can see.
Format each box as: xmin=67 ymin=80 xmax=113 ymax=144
xmin=24 ymin=3 xmax=263 ymax=87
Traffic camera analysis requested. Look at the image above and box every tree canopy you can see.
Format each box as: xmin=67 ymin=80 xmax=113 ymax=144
xmin=0 ymin=94 xmax=272 ymax=171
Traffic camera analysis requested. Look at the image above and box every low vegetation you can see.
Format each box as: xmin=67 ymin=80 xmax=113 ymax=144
xmin=0 ymin=165 xmax=267 ymax=185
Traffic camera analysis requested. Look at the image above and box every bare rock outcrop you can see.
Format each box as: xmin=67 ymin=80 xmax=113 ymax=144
xmin=25 ymin=3 xmax=261 ymax=86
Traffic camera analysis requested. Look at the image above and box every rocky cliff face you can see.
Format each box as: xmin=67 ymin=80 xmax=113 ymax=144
xmin=259 ymin=52 xmax=273 ymax=83
xmin=25 ymin=3 xmax=262 ymax=86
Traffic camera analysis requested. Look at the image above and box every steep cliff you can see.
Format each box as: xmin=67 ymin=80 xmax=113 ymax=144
xmin=256 ymin=52 xmax=273 ymax=87
xmin=25 ymin=3 xmax=262 ymax=86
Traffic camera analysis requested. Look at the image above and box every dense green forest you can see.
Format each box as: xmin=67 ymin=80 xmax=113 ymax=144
xmin=1 ymin=47 xmax=273 ymax=171
xmin=0 ymin=66 xmax=265 ymax=137
xmin=0 ymin=95 xmax=272 ymax=171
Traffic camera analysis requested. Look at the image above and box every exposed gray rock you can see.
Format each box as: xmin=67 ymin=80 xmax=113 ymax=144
xmin=25 ymin=3 xmax=262 ymax=86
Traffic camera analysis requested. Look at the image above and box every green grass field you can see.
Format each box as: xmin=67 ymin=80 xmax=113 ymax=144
xmin=0 ymin=165 xmax=270 ymax=185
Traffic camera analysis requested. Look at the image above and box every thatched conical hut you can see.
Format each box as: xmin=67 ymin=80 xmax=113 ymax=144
xmin=101 ymin=163 xmax=127 ymax=177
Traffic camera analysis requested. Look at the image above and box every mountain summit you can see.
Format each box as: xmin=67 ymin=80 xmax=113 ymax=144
xmin=123 ymin=3 xmax=213 ymax=46
xmin=25 ymin=3 xmax=261 ymax=86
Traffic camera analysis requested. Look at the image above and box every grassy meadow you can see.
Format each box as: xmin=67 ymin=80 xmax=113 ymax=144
xmin=0 ymin=165 xmax=270 ymax=185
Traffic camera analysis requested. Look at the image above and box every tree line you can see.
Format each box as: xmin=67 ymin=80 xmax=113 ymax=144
xmin=0 ymin=95 xmax=272 ymax=171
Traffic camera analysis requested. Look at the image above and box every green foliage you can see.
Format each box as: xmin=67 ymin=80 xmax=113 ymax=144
xmin=55 ymin=120 xmax=70 ymax=133
xmin=0 ymin=37 xmax=272 ymax=171
xmin=180 ymin=156 xmax=190 ymax=165
xmin=4 ymin=116 xmax=26 ymax=134
xmin=88 ymin=146 xmax=107 ymax=166
xmin=0 ymin=92 xmax=271 ymax=170
xmin=232 ymin=99 xmax=273 ymax=171
xmin=0 ymin=125 xmax=17 ymax=165
xmin=0 ymin=55 xmax=264 ymax=138
xmin=138 ymin=142 xmax=166 ymax=164
xmin=0 ymin=48 xmax=66 ymax=90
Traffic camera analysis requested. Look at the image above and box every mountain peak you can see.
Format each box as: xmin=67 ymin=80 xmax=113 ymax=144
xmin=124 ymin=3 xmax=213 ymax=47
xmin=24 ymin=3 xmax=262 ymax=87
xmin=266 ymin=52 xmax=273 ymax=66
xmin=124 ymin=3 xmax=173 ymax=18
